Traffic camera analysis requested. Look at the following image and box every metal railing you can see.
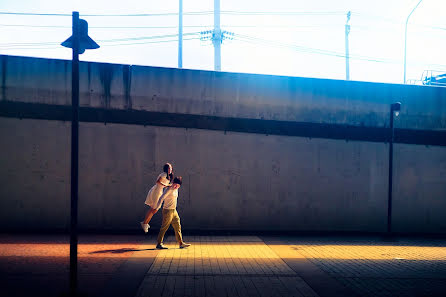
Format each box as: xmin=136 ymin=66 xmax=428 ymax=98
xmin=421 ymin=70 xmax=446 ymax=87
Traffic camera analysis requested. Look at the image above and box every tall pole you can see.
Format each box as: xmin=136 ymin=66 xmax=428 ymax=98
xmin=70 ymin=11 xmax=80 ymax=297
xmin=213 ymin=0 xmax=221 ymax=71
xmin=345 ymin=11 xmax=351 ymax=80
xmin=178 ymin=0 xmax=183 ymax=68
xmin=404 ymin=0 xmax=423 ymax=84
xmin=387 ymin=102 xmax=400 ymax=235
xmin=387 ymin=107 xmax=394 ymax=234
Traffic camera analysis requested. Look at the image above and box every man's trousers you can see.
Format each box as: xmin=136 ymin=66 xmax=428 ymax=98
xmin=157 ymin=209 xmax=183 ymax=244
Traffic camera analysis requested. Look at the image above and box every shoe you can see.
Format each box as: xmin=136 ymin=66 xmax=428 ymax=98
xmin=156 ymin=243 xmax=168 ymax=249
xmin=179 ymin=242 xmax=191 ymax=249
xmin=140 ymin=222 xmax=149 ymax=233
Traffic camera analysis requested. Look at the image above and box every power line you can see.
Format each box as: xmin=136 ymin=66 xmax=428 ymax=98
xmin=234 ymin=33 xmax=446 ymax=68
xmin=0 ymin=37 xmax=201 ymax=51
xmin=97 ymin=32 xmax=199 ymax=43
xmin=0 ymin=23 xmax=346 ymax=29
xmin=1 ymin=9 xmax=444 ymax=30
xmin=2 ymin=23 xmax=446 ymax=35
xmin=0 ymin=11 xmax=213 ymax=17
xmin=83 ymin=11 xmax=213 ymax=17
xmin=2 ymin=21 xmax=444 ymax=32
xmin=0 ymin=10 xmax=345 ymax=17
xmin=0 ymin=12 xmax=71 ymax=16
xmin=220 ymin=10 xmax=345 ymax=16
xmin=0 ymin=24 xmax=71 ymax=28
xmin=102 ymin=37 xmax=200 ymax=47
xmin=0 ymin=33 xmax=200 ymax=49
xmin=223 ymin=24 xmax=343 ymax=28
xmin=90 ymin=25 xmax=210 ymax=29
xmin=1 ymin=9 xmax=444 ymax=31
xmin=234 ymin=33 xmax=396 ymax=63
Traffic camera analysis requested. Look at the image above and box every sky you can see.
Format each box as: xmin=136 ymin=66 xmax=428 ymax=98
xmin=0 ymin=0 xmax=445 ymax=85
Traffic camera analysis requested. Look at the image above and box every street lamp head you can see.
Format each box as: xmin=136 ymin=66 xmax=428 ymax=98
xmin=391 ymin=102 xmax=401 ymax=117
xmin=61 ymin=19 xmax=99 ymax=54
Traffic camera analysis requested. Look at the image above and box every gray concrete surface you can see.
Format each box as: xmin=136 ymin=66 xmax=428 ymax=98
xmin=0 ymin=55 xmax=445 ymax=233
xmin=1 ymin=55 xmax=445 ymax=129
xmin=1 ymin=117 xmax=445 ymax=232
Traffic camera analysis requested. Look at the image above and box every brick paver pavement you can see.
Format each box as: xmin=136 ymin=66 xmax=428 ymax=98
xmin=136 ymin=235 xmax=318 ymax=297
xmin=274 ymin=236 xmax=446 ymax=297
xmin=1 ymin=234 xmax=446 ymax=296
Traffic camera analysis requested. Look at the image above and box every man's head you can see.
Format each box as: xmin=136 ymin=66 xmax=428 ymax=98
xmin=172 ymin=176 xmax=182 ymax=189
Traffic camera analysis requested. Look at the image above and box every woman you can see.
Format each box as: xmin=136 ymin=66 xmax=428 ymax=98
xmin=140 ymin=163 xmax=173 ymax=233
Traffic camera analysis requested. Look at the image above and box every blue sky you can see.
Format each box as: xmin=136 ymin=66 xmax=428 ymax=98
xmin=0 ymin=0 xmax=445 ymax=84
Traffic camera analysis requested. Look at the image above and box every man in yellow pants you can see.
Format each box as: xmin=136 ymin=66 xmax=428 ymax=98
xmin=155 ymin=176 xmax=191 ymax=249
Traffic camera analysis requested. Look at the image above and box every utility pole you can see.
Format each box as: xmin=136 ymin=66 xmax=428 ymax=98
xmin=404 ymin=0 xmax=423 ymax=84
xmin=345 ymin=11 xmax=351 ymax=80
xmin=199 ymin=0 xmax=232 ymax=71
xmin=213 ymin=0 xmax=221 ymax=71
xmin=178 ymin=0 xmax=183 ymax=68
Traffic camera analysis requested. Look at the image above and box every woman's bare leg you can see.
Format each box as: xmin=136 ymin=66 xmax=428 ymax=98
xmin=143 ymin=208 xmax=158 ymax=224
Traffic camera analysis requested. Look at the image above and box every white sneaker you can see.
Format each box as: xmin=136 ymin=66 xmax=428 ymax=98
xmin=140 ymin=222 xmax=150 ymax=233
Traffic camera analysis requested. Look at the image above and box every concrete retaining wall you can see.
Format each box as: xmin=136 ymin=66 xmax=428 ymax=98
xmin=1 ymin=55 xmax=445 ymax=233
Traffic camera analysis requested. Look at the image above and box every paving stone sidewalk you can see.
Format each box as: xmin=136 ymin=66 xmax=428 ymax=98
xmin=135 ymin=235 xmax=446 ymax=297
xmin=1 ymin=234 xmax=446 ymax=296
xmin=136 ymin=235 xmax=318 ymax=297
xmin=276 ymin=236 xmax=446 ymax=297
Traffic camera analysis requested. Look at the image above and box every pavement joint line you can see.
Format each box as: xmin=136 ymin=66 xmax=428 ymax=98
xmin=335 ymin=276 xmax=446 ymax=280
xmin=144 ymin=273 xmax=299 ymax=277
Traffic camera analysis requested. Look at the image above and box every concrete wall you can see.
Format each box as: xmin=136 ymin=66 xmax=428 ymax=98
xmin=1 ymin=55 xmax=446 ymax=233
xmin=2 ymin=55 xmax=445 ymax=129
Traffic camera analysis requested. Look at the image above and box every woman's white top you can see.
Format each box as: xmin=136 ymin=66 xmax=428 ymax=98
xmin=144 ymin=172 xmax=171 ymax=208
xmin=156 ymin=187 xmax=179 ymax=210
xmin=157 ymin=172 xmax=171 ymax=186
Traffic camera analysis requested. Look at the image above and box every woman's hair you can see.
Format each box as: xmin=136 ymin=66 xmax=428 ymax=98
xmin=163 ymin=163 xmax=173 ymax=182
xmin=173 ymin=176 xmax=182 ymax=185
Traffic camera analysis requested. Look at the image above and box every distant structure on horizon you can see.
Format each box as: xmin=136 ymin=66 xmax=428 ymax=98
xmin=406 ymin=70 xmax=446 ymax=87
xmin=422 ymin=70 xmax=446 ymax=87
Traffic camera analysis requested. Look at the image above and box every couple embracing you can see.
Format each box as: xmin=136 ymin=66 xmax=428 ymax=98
xmin=140 ymin=163 xmax=191 ymax=249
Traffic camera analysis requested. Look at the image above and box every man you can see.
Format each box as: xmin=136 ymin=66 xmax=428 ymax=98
xmin=155 ymin=176 xmax=191 ymax=249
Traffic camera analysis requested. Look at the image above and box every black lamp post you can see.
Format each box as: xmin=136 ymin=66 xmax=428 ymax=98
xmin=61 ymin=11 xmax=99 ymax=296
xmin=387 ymin=102 xmax=401 ymax=234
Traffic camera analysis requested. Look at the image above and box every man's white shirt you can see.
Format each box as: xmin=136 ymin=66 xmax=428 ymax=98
xmin=156 ymin=187 xmax=178 ymax=209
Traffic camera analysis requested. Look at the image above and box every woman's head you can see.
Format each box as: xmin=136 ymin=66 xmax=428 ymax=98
xmin=163 ymin=163 xmax=173 ymax=175
xmin=163 ymin=163 xmax=172 ymax=174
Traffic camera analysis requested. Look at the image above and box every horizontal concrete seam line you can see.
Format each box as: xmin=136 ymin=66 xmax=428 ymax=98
xmin=144 ymin=273 xmax=297 ymax=277
xmin=1 ymin=100 xmax=445 ymax=147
